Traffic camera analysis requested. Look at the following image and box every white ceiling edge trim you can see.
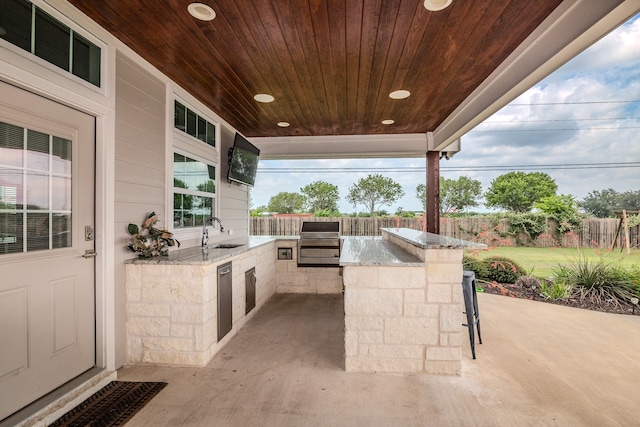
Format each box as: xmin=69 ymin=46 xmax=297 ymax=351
xmin=252 ymin=133 xmax=428 ymax=159
xmin=430 ymin=0 xmax=640 ymax=152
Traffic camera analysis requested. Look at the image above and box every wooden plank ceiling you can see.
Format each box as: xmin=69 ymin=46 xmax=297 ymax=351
xmin=69 ymin=0 xmax=563 ymax=138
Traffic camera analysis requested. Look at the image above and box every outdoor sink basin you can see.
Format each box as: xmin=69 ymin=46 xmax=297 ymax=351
xmin=207 ymin=243 xmax=244 ymax=249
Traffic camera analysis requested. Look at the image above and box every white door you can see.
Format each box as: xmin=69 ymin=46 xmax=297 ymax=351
xmin=0 ymin=81 xmax=95 ymax=421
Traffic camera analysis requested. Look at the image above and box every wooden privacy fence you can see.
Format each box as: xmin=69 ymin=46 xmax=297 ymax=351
xmin=250 ymin=216 xmax=426 ymax=237
xmin=249 ymin=216 xmax=640 ymax=249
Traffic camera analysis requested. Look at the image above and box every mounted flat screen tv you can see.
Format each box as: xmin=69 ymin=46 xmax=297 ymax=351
xmin=227 ymin=132 xmax=260 ymax=186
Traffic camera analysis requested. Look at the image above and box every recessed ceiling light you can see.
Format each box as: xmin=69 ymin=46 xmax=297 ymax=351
xmin=254 ymin=93 xmax=275 ymax=103
xmin=389 ymin=90 xmax=411 ymax=100
xmin=277 ymin=122 xmax=290 ymax=127
xmin=423 ymin=0 xmax=453 ymax=11
xmin=188 ymin=3 xmax=216 ymax=21
xmin=381 ymin=119 xmax=395 ymax=125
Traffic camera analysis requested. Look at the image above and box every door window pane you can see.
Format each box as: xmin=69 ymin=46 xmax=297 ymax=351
xmin=26 ymin=173 xmax=48 ymax=210
xmin=52 ymin=137 xmax=71 ymax=174
xmin=52 ymin=213 xmax=71 ymax=249
xmin=0 ymin=182 xmax=19 ymax=210
xmin=0 ymin=122 xmax=25 ymax=168
xmin=0 ymin=212 xmax=22 ymax=254
xmin=27 ymin=212 xmax=49 ymax=251
xmin=0 ymin=171 xmax=23 ymax=209
xmin=0 ymin=121 xmax=72 ymax=254
xmin=26 ymin=129 xmax=49 ymax=171
xmin=52 ymin=176 xmax=70 ymax=210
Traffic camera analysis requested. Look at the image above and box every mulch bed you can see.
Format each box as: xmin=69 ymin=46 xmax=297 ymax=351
xmin=479 ymin=281 xmax=640 ymax=316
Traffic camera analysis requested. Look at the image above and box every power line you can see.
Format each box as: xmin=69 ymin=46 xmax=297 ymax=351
xmin=469 ymin=126 xmax=640 ymax=132
xmin=507 ymin=100 xmax=640 ymax=106
xmin=441 ymin=164 xmax=640 ymax=172
xmin=482 ymin=117 xmax=640 ymax=124
xmin=471 ymin=113 xmax=640 ymax=131
xmin=257 ymin=162 xmax=640 ymax=174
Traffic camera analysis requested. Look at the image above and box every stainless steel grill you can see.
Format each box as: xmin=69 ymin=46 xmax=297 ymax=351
xmin=298 ymin=221 xmax=341 ymax=266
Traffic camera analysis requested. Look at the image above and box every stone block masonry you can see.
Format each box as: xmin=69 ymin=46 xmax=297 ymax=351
xmin=125 ymin=232 xmax=471 ymax=373
xmin=275 ymin=240 xmax=343 ymax=294
xmin=343 ymin=247 xmax=464 ymax=375
xmin=125 ymin=242 xmax=276 ymax=366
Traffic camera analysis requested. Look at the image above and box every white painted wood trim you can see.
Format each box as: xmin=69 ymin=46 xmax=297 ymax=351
xmin=252 ymin=133 xmax=429 ymax=159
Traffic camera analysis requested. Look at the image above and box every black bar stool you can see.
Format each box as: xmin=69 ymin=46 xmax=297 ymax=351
xmin=462 ymin=270 xmax=482 ymax=359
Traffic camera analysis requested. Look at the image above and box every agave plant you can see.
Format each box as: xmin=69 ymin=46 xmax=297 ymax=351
xmin=552 ymin=251 xmax=638 ymax=306
xmin=127 ymin=212 xmax=179 ymax=257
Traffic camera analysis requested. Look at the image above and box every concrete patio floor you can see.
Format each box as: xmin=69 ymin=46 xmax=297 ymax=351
xmin=119 ymin=293 xmax=640 ymax=426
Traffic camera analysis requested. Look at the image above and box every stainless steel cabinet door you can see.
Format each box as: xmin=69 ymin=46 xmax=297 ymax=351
xmin=217 ymin=262 xmax=232 ymax=341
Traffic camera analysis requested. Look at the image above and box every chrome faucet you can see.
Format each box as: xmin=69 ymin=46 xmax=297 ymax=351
xmin=202 ymin=217 xmax=225 ymax=246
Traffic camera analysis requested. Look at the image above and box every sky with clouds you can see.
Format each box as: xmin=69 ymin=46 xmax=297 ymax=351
xmin=250 ymin=13 xmax=640 ymax=214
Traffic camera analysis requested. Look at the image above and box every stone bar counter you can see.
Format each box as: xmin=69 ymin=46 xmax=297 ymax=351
xmin=340 ymin=228 xmax=485 ymax=375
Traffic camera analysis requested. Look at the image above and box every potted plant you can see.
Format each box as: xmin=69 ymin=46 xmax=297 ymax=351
xmin=127 ymin=212 xmax=179 ymax=257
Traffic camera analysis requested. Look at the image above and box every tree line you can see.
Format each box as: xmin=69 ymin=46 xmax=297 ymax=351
xmin=251 ymin=171 xmax=640 ymax=220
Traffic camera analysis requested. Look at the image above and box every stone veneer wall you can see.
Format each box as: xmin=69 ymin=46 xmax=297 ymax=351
xmin=275 ymin=239 xmax=343 ymax=294
xmin=343 ymin=247 xmax=463 ymax=375
xmin=125 ymin=242 xmax=276 ymax=366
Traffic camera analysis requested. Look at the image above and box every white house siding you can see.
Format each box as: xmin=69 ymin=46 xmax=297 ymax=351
xmin=0 ymin=0 xmax=257 ymax=377
xmin=218 ymin=124 xmax=251 ymax=239
xmin=113 ymin=52 xmax=167 ymax=367
xmin=111 ymin=53 xmax=254 ymax=367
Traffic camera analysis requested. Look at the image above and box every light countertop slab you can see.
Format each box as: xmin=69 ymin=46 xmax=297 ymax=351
xmin=339 ymin=236 xmax=422 ymax=266
xmin=381 ymin=228 xmax=486 ymax=250
xmin=125 ymin=235 xmax=297 ymax=265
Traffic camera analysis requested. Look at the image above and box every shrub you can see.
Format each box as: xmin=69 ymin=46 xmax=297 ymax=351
xmin=480 ymin=256 xmax=527 ymax=284
xmin=463 ymin=254 xmax=489 ymax=280
xmin=552 ymin=253 xmax=639 ymax=306
xmin=314 ymin=209 xmax=341 ymax=217
xmin=505 ymin=212 xmax=547 ymax=242
xmin=534 ymin=194 xmax=583 ymax=236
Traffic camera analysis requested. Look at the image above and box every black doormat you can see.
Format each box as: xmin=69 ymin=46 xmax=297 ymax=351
xmin=50 ymin=381 xmax=167 ymax=427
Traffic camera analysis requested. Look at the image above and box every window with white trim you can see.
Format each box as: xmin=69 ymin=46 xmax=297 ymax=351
xmin=174 ymin=100 xmax=215 ymax=147
xmin=173 ymin=152 xmax=215 ymax=229
xmin=171 ymin=98 xmax=219 ymax=232
xmin=0 ymin=0 xmax=101 ymax=87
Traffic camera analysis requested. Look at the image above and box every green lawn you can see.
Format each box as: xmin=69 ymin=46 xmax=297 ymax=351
xmin=466 ymin=246 xmax=640 ymax=278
